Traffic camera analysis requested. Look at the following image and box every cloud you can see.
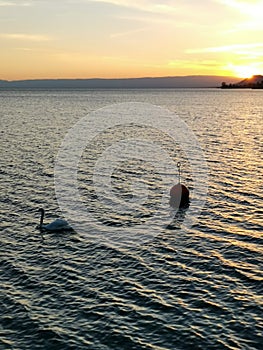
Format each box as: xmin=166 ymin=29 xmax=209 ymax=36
xmin=0 ymin=0 xmax=32 ymax=6
xmin=0 ymin=33 xmax=52 ymax=41
xmin=186 ymin=43 xmax=263 ymax=54
xmin=216 ymin=0 xmax=263 ymax=17
xmin=0 ymin=1 xmax=14 ymax=5
xmin=73 ymin=0 xmax=182 ymax=14
xmin=168 ymin=59 xmax=224 ymax=70
xmin=110 ymin=26 xmax=150 ymax=38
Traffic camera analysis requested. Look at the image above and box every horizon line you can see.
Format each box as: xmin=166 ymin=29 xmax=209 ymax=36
xmin=0 ymin=74 xmax=251 ymax=82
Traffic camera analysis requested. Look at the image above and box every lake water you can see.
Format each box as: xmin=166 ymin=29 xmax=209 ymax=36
xmin=1 ymin=89 xmax=262 ymax=349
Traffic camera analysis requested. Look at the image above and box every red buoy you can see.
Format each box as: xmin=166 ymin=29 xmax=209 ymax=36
xmin=170 ymin=183 xmax=190 ymax=208
xmin=169 ymin=162 xmax=190 ymax=208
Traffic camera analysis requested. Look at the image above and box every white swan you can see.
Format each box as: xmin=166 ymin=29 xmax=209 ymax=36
xmin=39 ymin=208 xmax=72 ymax=231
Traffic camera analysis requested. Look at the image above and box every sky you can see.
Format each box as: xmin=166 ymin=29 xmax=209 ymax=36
xmin=0 ymin=0 xmax=263 ymax=80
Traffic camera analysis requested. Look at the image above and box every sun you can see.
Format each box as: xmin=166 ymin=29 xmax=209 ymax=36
xmin=233 ymin=65 xmax=256 ymax=79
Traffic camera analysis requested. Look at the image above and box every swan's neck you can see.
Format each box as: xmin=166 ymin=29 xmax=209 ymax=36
xmin=40 ymin=209 xmax=44 ymax=227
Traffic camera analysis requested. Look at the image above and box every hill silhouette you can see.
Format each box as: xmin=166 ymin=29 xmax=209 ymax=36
xmin=0 ymin=76 xmax=241 ymax=89
xmin=221 ymin=75 xmax=263 ymax=89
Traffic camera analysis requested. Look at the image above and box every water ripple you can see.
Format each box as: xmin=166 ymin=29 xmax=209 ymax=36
xmin=1 ymin=89 xmax=262 ymax=349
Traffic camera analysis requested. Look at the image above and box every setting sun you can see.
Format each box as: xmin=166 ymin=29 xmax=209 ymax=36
xmin=232 ymin=65 xmax=257 ymax=79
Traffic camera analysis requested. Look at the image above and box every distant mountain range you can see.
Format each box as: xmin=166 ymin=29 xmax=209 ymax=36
xmin=0 ymin=75 xmax=241 ymax=89
xmin=221 ymin=75 xmax=263 ymax=89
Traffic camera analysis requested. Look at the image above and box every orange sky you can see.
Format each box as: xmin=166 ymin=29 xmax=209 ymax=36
xmin=0 ymin=0 xmax=263 ymax=80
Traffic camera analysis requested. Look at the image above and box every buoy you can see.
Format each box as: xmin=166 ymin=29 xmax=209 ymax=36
xmin=169 ymin=162 xmax=190 ymax=208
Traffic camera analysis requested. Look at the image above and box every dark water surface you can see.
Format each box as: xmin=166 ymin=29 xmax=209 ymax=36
xmin=1 ymin=89 xmax=262 ymax=349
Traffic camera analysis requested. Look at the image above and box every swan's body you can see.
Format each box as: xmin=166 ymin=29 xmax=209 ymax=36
xmin=39 ymin=208 xmax=71 ymax=231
